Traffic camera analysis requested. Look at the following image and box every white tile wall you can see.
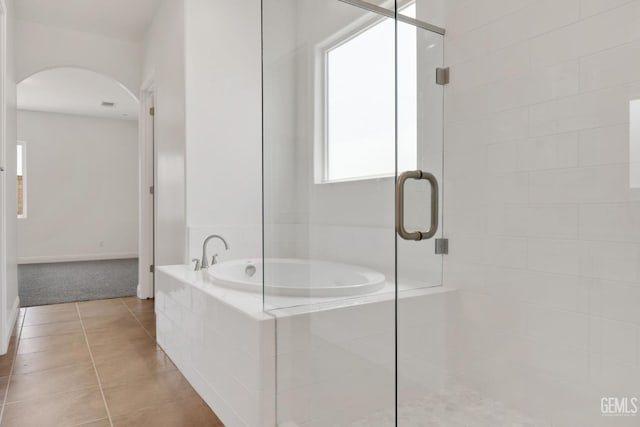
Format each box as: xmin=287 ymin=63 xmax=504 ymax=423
xmin=273 ymin=288 xmax=454 ymax=426
xmin=579 ymin=125 xmax=630 ymax=166
xmin=445 ymin=1 xmax=640 ymax=425
xmin=155 ymin=266 xmax=276 ymax=427
xmin=187 ymin=225 xmax=261 ymax=265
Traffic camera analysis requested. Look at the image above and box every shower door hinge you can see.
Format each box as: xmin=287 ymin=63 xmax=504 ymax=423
xmin=149 ymin=107 xmax=155 ymax=116
xmin=435 ymin=238 xmax=449 ymax=255
xmin=150 ymin=265 xmax=155 ymax=273
xmin=149 ymin=185 xmax=154 ymax=195
xmin=436 ymin=67 xmax=450 ymax=85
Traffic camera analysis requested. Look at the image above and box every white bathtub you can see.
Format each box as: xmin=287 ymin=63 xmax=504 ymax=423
xmin=206 ymin=258 xmax=386 ymax=297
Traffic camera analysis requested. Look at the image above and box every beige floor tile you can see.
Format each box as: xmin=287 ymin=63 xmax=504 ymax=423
xmin=1 ymin=388 xmax=107 ymax=427
xmin=13 ymin=346 xmax=91 ymax=374
xmin=138 ymin=319 xmax=156 ymax=337
xmin=103 ymin=370 xmax=198 ymax=417
xmin=85 ymin=327 xmax=152 ymax=347
xmin=4 ymin=337 xmax=18 ymax=360
xmin=0 ymin=356 xmax=14 ymax=378
xmin=3 ymin=342 xmax=18 ymax=362
xmin=7 ymin=363 xmax=98 ymax=403
xmin=17 ymin=333 xmax=87 ymax=355
xmin=134 ymin=311 xmax=155 ymax=323
xmin=25 ymin=303 xmax=77 ymax=316
xmin=89 ymin=340 xmax=162 ymax=364
xmin=123 ymin=298 xmax=155 ymax=315
xmin=96 ymin=348 xmax=176 ymax=387
xmin=20 ymin=320 xmax=83 ymax=339
xmin=23 ymin=309 xmax=79 ymax=326
xmin=78 ymin=303 xmax=130 ymax=319
xmin=72 ymin=419 xmax=111 ymax=427
xmin=111 ymin=397 xmax=223 ymax=427
xmin=77 ymin=299 xmax=123 ymax=308
xmin=78 ymin=298 xmax=126 ymax=308
xmin=3 ymin=298 xmax=223 ymax=426
xmin=82 ymin=313 xmax=141 ymax=333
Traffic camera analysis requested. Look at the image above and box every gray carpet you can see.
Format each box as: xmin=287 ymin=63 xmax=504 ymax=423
xmin=18 ymin=259 xmax=138 ymax=307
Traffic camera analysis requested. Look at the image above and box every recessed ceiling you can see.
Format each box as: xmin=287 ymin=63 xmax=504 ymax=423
xmin=16 ymin=0 xmax=161 ymax=42
xmin=18 ymin=68 xmax=139 ymax=120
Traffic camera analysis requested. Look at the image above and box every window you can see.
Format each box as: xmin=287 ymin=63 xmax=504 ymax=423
xmin=17 ymin=142 xmax=26 ymax=218
xmin=631 ymin=100 xmax=640 ymax=188
xmin=319 ymin=4 xmax=417 ymax=183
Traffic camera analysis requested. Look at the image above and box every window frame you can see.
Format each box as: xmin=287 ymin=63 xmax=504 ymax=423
xmin=17 ymin=141 xmax=27 ymax=219
xmin=313 ymin=2 xmax=416 ymax=184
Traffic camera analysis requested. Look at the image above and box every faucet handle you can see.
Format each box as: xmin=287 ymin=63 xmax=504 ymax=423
xmin=211 ymin=254 xmax=219 ymax=265
xmin=191 ymin=258 xmax=201 ymax=271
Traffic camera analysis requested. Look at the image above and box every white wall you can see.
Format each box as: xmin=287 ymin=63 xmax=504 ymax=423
xmin=140 ymin=0 xmax=263 ymax=274
xmin=443 ymin=1 xmax=640 ymax=425
xmin=16 ymin=111 xmax=138 ymax=263
xmin=183 ymin=0 xmax=262 ymax=262
xmin=15 ymin=10 xmax=147 ymax=298
xmin=15 ymin=19 xmax=142 ymax=95
xmin=2 ymin=0 xmax=19 ymax=354
xmin=142 ymin=0 xmax=186 ymax=267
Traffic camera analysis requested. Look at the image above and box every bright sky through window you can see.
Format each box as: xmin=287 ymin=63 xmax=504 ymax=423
xmin=325 ymin=4 xmax=417 ymax=181
xmin=17 ymin=144 xmax=23 ymax=177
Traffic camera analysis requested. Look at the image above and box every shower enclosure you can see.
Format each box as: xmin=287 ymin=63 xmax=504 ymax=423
xmin=262 ymin=0 xmax=640 ymax=425
xmin=263 ymin=0 xmax=447 ymax=423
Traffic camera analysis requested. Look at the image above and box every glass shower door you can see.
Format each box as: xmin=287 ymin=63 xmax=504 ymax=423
xmin=396 ymin=5 xmax=445 ymax=292
xmin=262 ymin=0 xmax=397 ymax=424
xmin=395 ymin=10 xmax=448 ymax=425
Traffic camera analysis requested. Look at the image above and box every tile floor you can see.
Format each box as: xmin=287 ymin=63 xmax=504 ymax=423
xmin=0 ymin=297 xmax=223 ymax=427
xmin=350 ymin=385 xmax=551 ymax=427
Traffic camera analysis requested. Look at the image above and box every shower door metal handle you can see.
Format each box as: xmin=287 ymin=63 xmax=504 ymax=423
xmin=396 ymin=170 xmax=439 ymax=241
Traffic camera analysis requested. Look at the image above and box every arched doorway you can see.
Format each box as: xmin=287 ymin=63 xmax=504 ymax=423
xmin=16 ymin=67 xmax=141 ymax=306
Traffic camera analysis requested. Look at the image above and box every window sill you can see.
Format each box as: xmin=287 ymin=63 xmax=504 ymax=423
xmin=315 ymin=173 xmax=395 ymax=185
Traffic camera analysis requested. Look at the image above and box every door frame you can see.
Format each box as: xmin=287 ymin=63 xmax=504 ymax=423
xmin=137 ymin=84 xmax=156 ymax=299
xmin=0 ymin=0 xmax=13 ymax=353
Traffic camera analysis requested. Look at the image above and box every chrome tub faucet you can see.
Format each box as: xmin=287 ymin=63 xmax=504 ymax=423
xmin=194 ymin=234 xmax=229 ymax=271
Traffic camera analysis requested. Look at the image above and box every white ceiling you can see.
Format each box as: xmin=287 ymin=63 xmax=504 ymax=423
xmin=16 ymin=0 xmax=161 ymax=42
xmin=18 ymin=68 xmax=139 ymax=120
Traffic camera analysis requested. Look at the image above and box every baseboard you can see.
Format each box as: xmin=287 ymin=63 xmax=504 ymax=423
xmin=17 ymin=253 xmax=139 ymax=265
xmin=136 ymin=283 xmax=151 ymax=299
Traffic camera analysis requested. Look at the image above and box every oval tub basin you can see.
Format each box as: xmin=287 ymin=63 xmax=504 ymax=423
xmin=206 ymin=258 xmax=385 ymax=297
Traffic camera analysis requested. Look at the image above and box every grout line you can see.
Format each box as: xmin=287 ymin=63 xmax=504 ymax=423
xmin=0 ymin=310 xmax=26 ymax=423
xmin=75 ymin=303 xmax=114 ymax=427
xmin=119 ymin=299 xmax=155 ymax=341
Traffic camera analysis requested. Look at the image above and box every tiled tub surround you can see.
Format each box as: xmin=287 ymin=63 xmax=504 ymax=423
xmin=156 ymin=266 xmax=276 ymax=427
xmin=156 ymin=265 xmax=461 ymax=426
xmin=443 ymin=0 xmax=640 ymax=426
